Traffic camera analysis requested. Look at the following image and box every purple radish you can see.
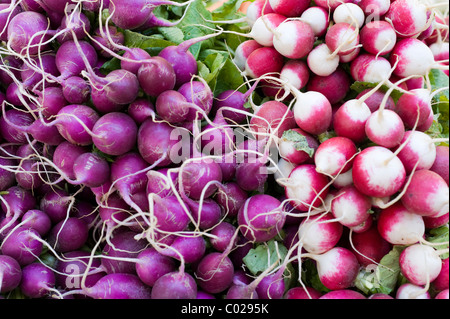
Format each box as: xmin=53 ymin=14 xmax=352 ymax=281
xmin=151 ymin=270 xmax=197 ymax=299
xmin=135 ymin=247 xmax=176 ymax=287
xmin=0 ymin=254 xmax=22 ymax=293
xmin=91 ymin=112 xmax=137 ymax=156
xmin=47 ymin=217 xmax=89 ymax=253
xmin=237 ymin=194 xmax=286 ymax=243
xmin=195 ymin=252 xmax=234 ymax=294
xmin=1 ymin=227 xmax=43 ymax=266
xmin=20 ymin=262 xmax=56 ymax=298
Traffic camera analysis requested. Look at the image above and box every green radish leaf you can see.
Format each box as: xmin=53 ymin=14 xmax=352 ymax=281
xmin=243 ymin=240 xmax=288 ymax=275
xmin=426 ymin=225 xmax=449 ymax=259
xmin=374 ymin=245 xmax=407 ymax=295
xmin=123 ymin=29 xmax=176 ymax=52
xmin=281 ymin=129 xmax=315 ymax=157
xmin=211 ymin=0 xmax=247 ymax=21
xmin=300 ymin=259 xmax=331 ymax=294
xmin=428 ymin=69 xmax=449 ymax=140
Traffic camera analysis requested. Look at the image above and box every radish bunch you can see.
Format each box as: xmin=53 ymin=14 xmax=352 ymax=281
xmin=0 ymin=0 xmax=448 ymax=301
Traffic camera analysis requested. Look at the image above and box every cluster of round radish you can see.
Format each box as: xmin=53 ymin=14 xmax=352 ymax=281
xmin=0 ymin=0 xmax=448 ymax=300
xmin=0 ymin=0 xmax=253 ymax=299
xmin=228 ymin=0 xmax=450 ymax=299
xmin=236 ymin=0 xmax=448 ymax=81
xmin=0 ymin=0 xmax=326 ymax=300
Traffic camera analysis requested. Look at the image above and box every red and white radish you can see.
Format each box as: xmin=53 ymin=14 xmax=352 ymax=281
xmin=401 ymin=169 xmax=449 ymax=218
xmin=377 ymin=202 xmax=425 ymax=245
xmin=330 ymin=185 xmax=372 ymax=228
xmin=360 ymin=20 xmax=397 ymax=56
xmin=298 ymin=213 xmax=343 ymax=255
xmin=303 ymin=246 xmax=360 ymax=290
xmin=352 ymin=146 xmax=406 ymax=198
xmin=399 ymin=243 xmax=443 ymax=286
xmin=314 ymin=136 xmax=357 ymax=178
xmin=395 ymin=131 xmax=438 ymax=175
xmin=307 ymin=43 xmax=340 ymax=77
xmin=284 ymin=164 xmax=330 ymax=212
xmin=385 ymin=0 xmax=429 ymax=38
xmin=272 ymin=20 xmax=315 ymax=59
xmin=269 ymin=0 xmax=310 ymax=17
xmin=333 ymin=3 xmax=365 ymax=29
xmin=278 ymin=128 xmax=318 ymax=165
xmin=300 ymin=6 xmax=329 ymax=37
xmin=325 ymin=22 xmax=360 ymax=57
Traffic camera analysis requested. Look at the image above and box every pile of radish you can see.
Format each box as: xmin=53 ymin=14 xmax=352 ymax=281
xmin=0 ymin=0 xmax=448 ymax=300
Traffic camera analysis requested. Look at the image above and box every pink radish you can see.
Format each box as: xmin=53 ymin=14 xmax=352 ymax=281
xmin=356 ymin=89 xmax=396 ymax=113
xmin=303 ymin=247 xmax=360 ymax=290
xmin=272 ymin=20 xmax=315 ymax=59
xmin=279 ymin=59 xmax=310 ymax=91
xmin=333 ymin=3 xmax=365 ymax=28
xmin=284 ymin=164 xmax=330 ymax=212
xmin=350 ymin=54 xmax=393 ymax=84
xmin=278 ymin=128 xmax=319 ymax=165
xmin=314 ymin=0 xmax=353 ymax=11
xmin=359 ymin=0 xmax=391 ymax=17
xmin=330 ymin=185 xmax=372 ymax=228
xmin=350 ymin=223 xmax=392 ymax=267
xmin=233 ymin=40 xmax=263 ymax=71
xmin=285 ymin=287 xmax=322 ymax=299
xmin=364 ymin=84 xmax=406 ymax=149
xmin=314 ymin=136 xmax=357 ymax=177
xmin=395 ymin=131 xmax=439 ymax=175
xmin=243 ymin=46 xmax=284 ymax=79
xmin=423 ymin=212 xmax=449 ymax=230
xmin=396 ymin=283 xmax=431 ymax=299
xmin=247 ymin=13 xmax=286 ymax=47
xmin=320 ymin=289 xmax=366 ymax=299
xmin=401 ymin=169 xmax=449 ymax=218
xmin=377 ymin=202 xmax=425 ymax=245
xmin=274 ymin=158 xmax=297 ymax=185
xmin=334 ymin=63 xmax=400 ymax=144
xmin=399 ymin=244 xmax=443 ymax=286
xmin=249 ymin=100 xmax=297 ymax=139
xmin=325 ymin=22 xmax=360 ymax=56
xmin=385 ymin=0 xmax=429 ymax=38
xmin=297 ymin=213 xmax=343 ymax=254
xmin=300 ymin=6 xmax=330 ymax=37
xmin=406 ymin=77 xmax=425 ymax=90
xmin=292 ymin=90 xmax=333 ymax=136
xmin=395 ymin=88 xmax=433 ymax=130
xmin=435 ymin=289 xmax=449 ymax=299
xmin=306 ymin=67 xmax=351 ymax=105
xmin=390 ymin=38 xmax=442 ymax=78
xmin=349 ymin=215 xmax=373 ymax=234
xmin=433 ymin=258 xmax=449 ymax=292
xmin=365 ymin=109 xmax=405 ymax=148
xmin=352 ymin=146 xmax=406 ymax=198
xmin=333 ymin=99 xmax=372 ymax=144
xmin=332 ymin=168 xmax=353 ymax=189
xmin=262 ymin=74 xmax=333 ymax=136
xmin=360 ymin=20 xmax=397 ymax=56
xmin=246 ymin=0 xmax=275 ymax=26
xmin=339 ymin=45 xmax=361 ymax=63
xmin=268 ymin=0 xmax=310 ymax=17
xmin=430 ymin=145 xmax=449 ymax=186
xmin=307 ymin=43 xmax=340 ymax=77
xmin=429 ymin=41 xmax=449 ymax=64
